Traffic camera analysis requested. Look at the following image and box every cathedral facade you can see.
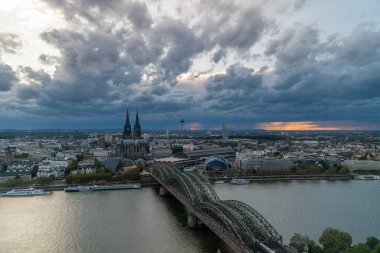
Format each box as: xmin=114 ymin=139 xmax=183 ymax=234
xmin=120 ymin=110 xmax=149 ymax=160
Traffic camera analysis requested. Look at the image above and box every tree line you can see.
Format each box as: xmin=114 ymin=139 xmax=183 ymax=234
xmin=290 ymin=228 xmax=380 ymax=253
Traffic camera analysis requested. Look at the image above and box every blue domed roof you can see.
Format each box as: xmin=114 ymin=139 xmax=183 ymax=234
xmin=204 ymin=155 xmax=228 ymax=169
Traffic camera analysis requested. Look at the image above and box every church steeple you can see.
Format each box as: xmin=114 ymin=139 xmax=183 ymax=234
xmin=123 ymin=109 xmax=132 ymax=139
xmin=133 ymin=109 xmax=141 ymax=139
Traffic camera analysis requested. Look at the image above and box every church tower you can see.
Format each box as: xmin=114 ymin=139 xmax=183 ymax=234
xmin=120 ymin=109 xmax=148 ymax=160
xmin=122 ymin=109 xmax=132 ymax=139
xmin=133 ymin=110 xmax=142 ymax=139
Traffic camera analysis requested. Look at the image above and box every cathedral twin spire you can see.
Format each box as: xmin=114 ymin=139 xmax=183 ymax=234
xmin=123 ymin=109 xmax=141 ymax=139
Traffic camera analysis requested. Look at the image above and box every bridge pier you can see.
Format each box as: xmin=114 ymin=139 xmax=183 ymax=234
xmin=187 ymin=213 xmax=204 ymax=228
xmin=159 ymin=186 xmax=169 ymax=196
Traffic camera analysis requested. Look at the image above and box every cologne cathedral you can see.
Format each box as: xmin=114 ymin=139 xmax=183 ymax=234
xmin=119 ymin=110 xmax=149 ymax=160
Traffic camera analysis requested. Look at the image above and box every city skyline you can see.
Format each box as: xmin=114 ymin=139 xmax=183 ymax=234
xmin=1 ymin=0 xmax=380 ymax=130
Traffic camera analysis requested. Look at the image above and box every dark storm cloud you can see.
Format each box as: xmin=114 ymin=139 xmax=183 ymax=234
xmin=39 ymin=29 xmax=141 ymax=103
xmin=0 ymin=33 xmax=20 ymax=92
xmin=19 ymin=67 xmax=51 ymax=86
xmin=334 ymin=28 xmax=380 ymax=66
xmin=214 ymin=6 xmax=269 ymax=49
xmin=0 ymin=64 xmax=17 ymax=92
xmin=39 ymin=0 xmax=271 ymax=85
xmin=126 ymin=1 xmax=153 ymax=29
xmin=189 ymin=1 xmax=270 ymax=54
xmin=203 ymin=26 xmax=380 ymax=124
xmin=147 ymin=18 xmax=204 ymax=85
xmin=7 ymin=17 xmax=196 ymax=119
xmin=4 ymin=0 xmax=379 ymax=129
xmin=265 ymin=26 xmax=320 ymax=70
xmin=43 ymin=0 xmax=129 ymax=29
xmin=16 ymin=86 xmax=40 ymax=100
xmin=212 ymin=49 xmax=226 ymax=63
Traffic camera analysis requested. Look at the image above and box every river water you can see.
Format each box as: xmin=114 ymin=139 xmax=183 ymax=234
xmin=0 ymin=180 xmax=379 ymax=253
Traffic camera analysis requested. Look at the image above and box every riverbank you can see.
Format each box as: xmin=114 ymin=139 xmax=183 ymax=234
xmin=0 ymin=181 xmax=161 ymax=193
xmin=210 ymin=174 xmax=353 ymax=183
xmin=0 ymin=174 xmax=353 ymax=192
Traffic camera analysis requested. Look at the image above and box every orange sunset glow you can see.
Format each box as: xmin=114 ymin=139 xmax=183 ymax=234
xmin=189 ymin=122 xmax=202 ymax=130
xmin=256 ymin=121 xmax=359 ymax=131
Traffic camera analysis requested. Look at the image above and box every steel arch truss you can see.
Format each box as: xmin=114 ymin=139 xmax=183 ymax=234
xmin=196 ymin=200 xmax=282 ymax=251
xmin=152 ymin=165 xmax=220 ymax=204
xmin=184 ymin=173 xmax=220 ymax=202
xmin=223 ymin=200 xmax=282 ymax=248
xmin=196 ymin=201 xmax=260 ymax=252
xmin=166 ymin=172 xmax=220 ymax=204
xmin=151 ymin=165 xmax=177 ymax=181
xmin=151 ymin=165 xmax=283 ymax=252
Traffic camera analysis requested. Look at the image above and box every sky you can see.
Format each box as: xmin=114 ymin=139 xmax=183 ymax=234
xmin=0 ymin=0 xmax=380 ymax=130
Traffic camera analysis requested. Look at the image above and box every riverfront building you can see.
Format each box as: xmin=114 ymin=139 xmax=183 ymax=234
xmin=239 ymin=159 xmax=294 ymax=173
xmin=174 ymin=147 xmax=235 ymax=160
xmin=0 ymin=169 xmax=31 ymax=182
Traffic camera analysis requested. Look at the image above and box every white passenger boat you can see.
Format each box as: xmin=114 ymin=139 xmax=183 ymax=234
xmin=230 ymin=178 xmax=250 ymax=185
xmin=1 ymin=188 xmax=45 ymax=197
xmin=354 ymin=175 xmax=380 ymax=180
xmin=215 ymin=180 xmax=225 ymax=184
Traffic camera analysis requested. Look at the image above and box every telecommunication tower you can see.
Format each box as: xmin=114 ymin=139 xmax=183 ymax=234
xmin=180 ymin=119 xmax=185 ymax=137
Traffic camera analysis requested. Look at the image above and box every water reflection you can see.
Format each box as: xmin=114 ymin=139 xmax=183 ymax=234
xmin=0 ymin=188 xmax=231 ymax=253
xmin=1 ymin=181 xmax=379 ymax=252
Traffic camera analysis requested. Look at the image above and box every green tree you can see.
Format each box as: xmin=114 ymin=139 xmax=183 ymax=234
xmin=319 ymin=228 xmax=352 ymax=253
xmin=124 ymin=168 xmax=141 ymax=181
xmin=290 ymin=233 xmax=311 ymax=252
xmin=34 ymin=176 xmax=54 ymax=185
xmin=337 ymin=166 xmax=349 ymax=174
xmin=366 ymin=236 xmax=380 ymax=249
xmin=325 ymin=167 xmax=337 ymax=174
xmin=374 ymin=243 xmax=380 ymax=253
xmin=94 ymin=159 xmax=103 ymax=170
xmin=75 ymin=154 xmax=84 ymax=162
xmin=31 ymin=165 xmax=39 ymax=178
xmin=342 ymin=243 xmax=370 ymax=253
xmin=1 ymin=164 xmax=7 ymax=172
xmin=115 ymin=161 xmax=123 ymax=172
xmin=65 ymin=160 xmax=78 ymax=176
xmin=289 ymin=233 xmax=324 ymax=253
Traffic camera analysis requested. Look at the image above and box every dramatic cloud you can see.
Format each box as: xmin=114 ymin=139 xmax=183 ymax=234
xmin=1 ymin=0 xmax=380 ymax=129
xmin=204 ymin=25 xmax=380 ymax=126
xmin=0 ymin=64 xmax=17 ymax=92
xmin=0 ymin=33 xmax=22 ymax=56
xmin=126 ymin=1 xmax=153 ymax=29
xmin=0 ymin=33 xmax=20 ymax=92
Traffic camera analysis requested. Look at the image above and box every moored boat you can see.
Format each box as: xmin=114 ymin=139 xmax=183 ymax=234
xmin=230 ymin=178 xmax=250 ymax=185
xmin=64 ymin=186 xmax=91 ymax=192
xmin=1 ymin=188 xmax=46 ymax=197
xmin=64 ymin=183 xmax=142 ymax=193
xmin=90 ymin=183 xmax=141 ymax=191
xmin=354 ymin=175 xmax=380 ymax=180
xmin=215 ymin=180 xmax=225 ymax=184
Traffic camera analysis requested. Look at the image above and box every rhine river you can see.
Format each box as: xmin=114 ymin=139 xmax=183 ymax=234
xmin=1 ymin=180 xmax=380 ymax=253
